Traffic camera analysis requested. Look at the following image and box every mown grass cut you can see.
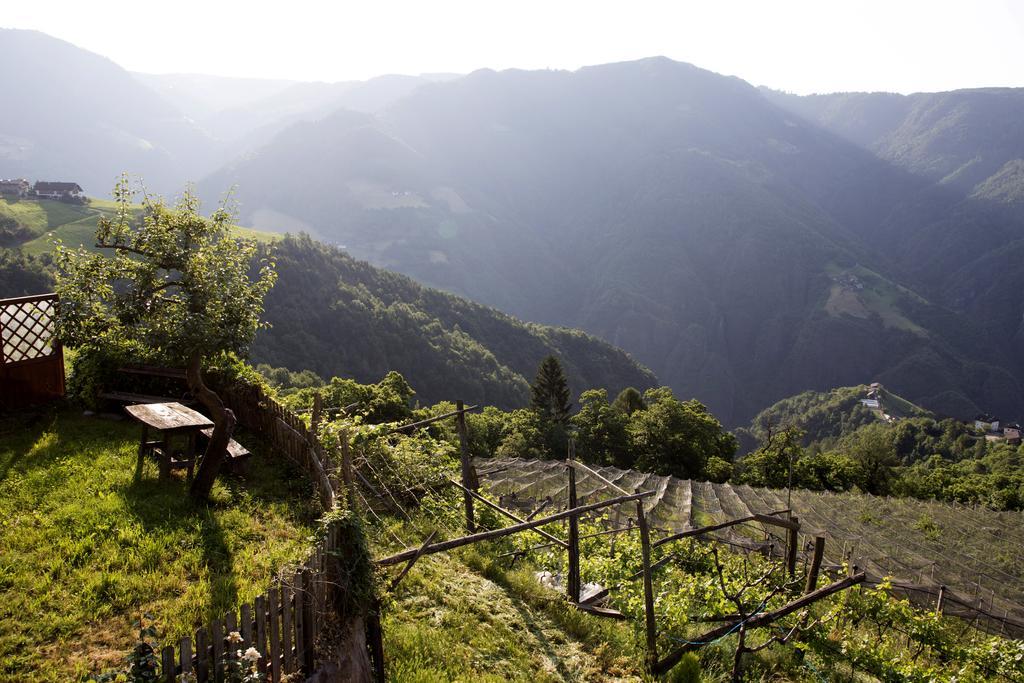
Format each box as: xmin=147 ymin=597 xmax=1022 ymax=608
xmin=382 ymin=549 xmax=645 ymax=683
xmin=0 ymin=409 xmax=318 ymax=681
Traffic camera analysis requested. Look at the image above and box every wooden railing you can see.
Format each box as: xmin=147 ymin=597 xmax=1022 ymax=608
xmin=220 ymin=381 xmax=337 ymax=510
xmin=153 ymin=521 xmax=343 ymax=683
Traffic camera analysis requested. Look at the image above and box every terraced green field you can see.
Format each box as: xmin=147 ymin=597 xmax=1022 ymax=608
xmin=1 ymin=197 xmax=279 ymax=256
xmin=477 ymin=457 xmax=1024 ymax=637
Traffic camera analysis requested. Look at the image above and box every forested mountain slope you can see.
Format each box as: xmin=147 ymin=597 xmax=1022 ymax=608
xmin=254 ymin=235 xmax=657 ymax=408
xmin=765 ymin=87 xmax=1024 ymax=359
xmin=204 ymin=57 xmax=1024 ymax=424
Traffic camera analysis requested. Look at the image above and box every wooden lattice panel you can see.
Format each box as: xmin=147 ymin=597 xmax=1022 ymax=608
xmin=1 ymin=294 xmax=58 ymax=365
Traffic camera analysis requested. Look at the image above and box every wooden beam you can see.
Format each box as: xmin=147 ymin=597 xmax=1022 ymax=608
xmin=567 ymin=461 xmax=581 ymax=602
xmin=310 ymin=391 xmax=324 ymax=435
xmin=340 ymin=430 xmax=356 ymax=509
xmin=456 ymin=400 xmax=476 ymax=532
xmin=447 ymin=477 xmax=567 ymax=549
xmin=567 ymin=459 xmax=630 ymax=495
xmin=525 ymin=497 xmax=552 ymax=521
xmin=497 ymin=522 xmax=633 ymax=558
xmin=653 ymin=572 xmax=867 ymax=675
xmin=637 ymin=499 xmax=658 ymax=671
xmin=786 ymin=516 xmax=800 ymax=576
xmin=375 ymin=489 xmax=655 ymax=566
xmin=387 ymin=531 xmax=438 ymax=592
xmin=653 ymin=510 xmax=794 ymax=549
xmin=804 ymin=536 xmax=825 ymax=594
xmin=574 ymin=603 xmax=626 ymax=620
xmin=388 ymin=404 xmax=480 ymax=434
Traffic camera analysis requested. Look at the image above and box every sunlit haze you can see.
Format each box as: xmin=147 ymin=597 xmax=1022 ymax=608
xmin=5 ymin=0 xmax=1024 ymax=93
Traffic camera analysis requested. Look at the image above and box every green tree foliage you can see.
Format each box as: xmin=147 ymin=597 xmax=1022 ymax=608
xmin=743 ymin=385 xmax=886 ymax=451
xmin=530 ymin=355 xmax=572 ymax=424
xmin=611 ymin=387 xmax=646 ymax=415
xmin=281 ymin=370 xmax=415 ymax=424
xmin=570 ymin=389 xmax=630 ymax=467
xmin=740 ymin=425 xmax=867 ymax=492
xmin=0 ymin=248 xmax=53 ymax=297
xmin=794 ymin=449 xmax=866 ymax=491
xmin=738 ymin=426 xmax=805 ymax=489
xmin=54 ymin=178 xmax=276 ymax=501
xmin=252 ymin=235 xmax=656 ymax=410
xmin=255 ymin=363 xmax=323 ymax=394
xmin=628 ymin=388 xmax=737 ymax=479
xmin=835 ymin=422 xmax=900 ymax=494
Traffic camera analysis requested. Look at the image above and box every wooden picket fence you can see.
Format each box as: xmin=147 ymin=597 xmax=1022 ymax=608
xmin=154 ymin=521 xmax=344 ymax=682
xmin=139 ymin=378 xmax=358 ymax=681
xmin=220 ymin=380 xmax=337 ymax=510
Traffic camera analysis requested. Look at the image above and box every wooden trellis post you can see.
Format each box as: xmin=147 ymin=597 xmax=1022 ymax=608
xmin=310 ymin=391 xmax=324 ymax=435
xmin=340 ymin=428 xmax=356 ymax=509
xmin=786 ymin=516 xmax=800 ymax=576
xmin=636 ymin=497 xmax=657 ymax=671
xmin=455 ymin=400 xmax=476 ymax=532
xmin=567 ymin=445 xmax=581 ymax=602
xmin=805 ymin=536 xmax=825 ymax=593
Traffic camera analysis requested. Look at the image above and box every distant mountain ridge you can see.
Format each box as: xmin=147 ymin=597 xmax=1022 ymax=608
xmin=6 ymin=32 xmax=1024 ymax=424
xmin=203 ymin=57 xmax=1024 ymax=424
xmin=0 ymin=29 xmax=217 ymax=195
xmin=0 ymin=29 xmax=451 ymax=194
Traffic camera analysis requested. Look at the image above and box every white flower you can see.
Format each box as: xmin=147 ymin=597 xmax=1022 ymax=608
xmin=226 ymin=630 xmax=243 ymax=644
xmin=241 ymin=646 xmax=262 ymax=663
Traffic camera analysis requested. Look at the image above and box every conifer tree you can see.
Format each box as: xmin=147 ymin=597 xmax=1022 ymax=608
xmin=530 ymin=355 xmax=572 ymax=424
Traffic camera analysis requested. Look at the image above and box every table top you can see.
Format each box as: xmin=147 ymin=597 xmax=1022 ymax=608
xmin=125 ymin=402 xmax=213 ymax=432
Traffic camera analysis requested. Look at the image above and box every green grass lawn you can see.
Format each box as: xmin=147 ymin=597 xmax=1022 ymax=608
xmin=0 ymin=409 xmax=318 ymax=681
xmin=3 ymin=196 xmax=279 ymax=256
xmin=382 ymin=549 xmax=645 ymax=683
xmin=0 ymin=197 xmax=97 ymax=237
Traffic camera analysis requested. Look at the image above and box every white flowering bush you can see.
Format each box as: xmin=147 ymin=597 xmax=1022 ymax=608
xmin=220 ymin=632 xmax=265 ymax=683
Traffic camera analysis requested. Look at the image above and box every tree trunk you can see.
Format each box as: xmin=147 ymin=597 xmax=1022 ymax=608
xmin=186 ymin=351 xmax=235 ymax=501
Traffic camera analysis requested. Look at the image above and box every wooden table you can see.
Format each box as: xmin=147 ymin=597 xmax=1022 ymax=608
xmin=126 ymin=402 xmax=213 ymax=481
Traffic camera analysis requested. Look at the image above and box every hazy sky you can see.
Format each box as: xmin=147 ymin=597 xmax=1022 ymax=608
xmin=5 ymin=0 xmax=1024 ymax=94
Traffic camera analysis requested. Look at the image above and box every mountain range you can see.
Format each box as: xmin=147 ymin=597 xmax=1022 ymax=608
xmin=4 ymin=28 xmax=1024 ymax=424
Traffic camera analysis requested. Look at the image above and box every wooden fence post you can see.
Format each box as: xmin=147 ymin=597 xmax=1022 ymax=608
xmin=786 ymin=516 xmax=800 ymax=576
xmin=178 ymin=637 xmax=192 ymax=679
xmin=195 ymin=627 xmax=209 ymax=681
xmin=567 ymin=457 xmax=581 ymax=602
xmin=636 ymin=498 xmax=657 ymax=672
xmin=282 ymin=580 xmax=294 ymax=673
xmin=340 ymin=429 xmax=356 ymax=509
xmin=456 ymin=400 xmax=476 ymax=532
xmin=301 ymin=568 xmax=315 ymax=673
xmin=367 ymin=597 xmax=387 ymax=683
xmin=268 ymin=587 xmax=282 ymax=682
xmin=936 ymin=585 xmax=946 ymax=615
xmin=161 ymin=646 xmax=174 ymax=683
xmin=293 ymin=573 xmax=306 ymax=674
xmin=255 ymin=595 xmax=268 ymax=675
xmin=805 ymin=536 xmax=825 ymax=594
xmin=310 ymin=391 xmax=323 ymax=435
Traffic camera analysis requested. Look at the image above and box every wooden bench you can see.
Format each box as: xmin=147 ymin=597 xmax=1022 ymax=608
xmin=117 ymin=365 xmax=188 ymax=379
xmin=99 ymin=391 xmax=194 ymax=405
xmin=199 ymin=428 xmax=252 ymax=474
xmin=99 ymin=366 xmax=193 ymax=406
